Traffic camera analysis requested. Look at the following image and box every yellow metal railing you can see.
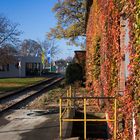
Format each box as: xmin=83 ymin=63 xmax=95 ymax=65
xmin=60 ymin=86 xmax=72 ymax=139
xmin=59 ymin=87 xmax=117 ymax=140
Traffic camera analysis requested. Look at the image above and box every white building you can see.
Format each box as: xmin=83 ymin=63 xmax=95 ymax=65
xmin=0 ymin=56 xmax=42 ymax=78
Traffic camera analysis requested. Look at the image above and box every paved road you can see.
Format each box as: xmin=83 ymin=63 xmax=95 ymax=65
xmin=21 ymin=114 xmax=60 ymax=140
xmin=0 ymin=110 xmax=60 ymax=140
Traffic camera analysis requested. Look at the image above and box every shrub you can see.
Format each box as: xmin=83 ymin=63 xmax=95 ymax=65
xmin=65 ymin=63 xmax=83 ymax=84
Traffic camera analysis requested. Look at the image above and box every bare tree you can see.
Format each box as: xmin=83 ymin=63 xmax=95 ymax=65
xmin=0 ymin=15 xmax=21 ymax=46
xmin=0 ymin=15 xmax=21 ymax=65
xmin=19 ymin=39 xmax=42 ymax=56
xmin=0 ymin=44 xmax=17 ymax=65
xmin=19 ymin=38 xmax=59 ymax=66
xmin=40 ymin=38 xmax=59 ymax=58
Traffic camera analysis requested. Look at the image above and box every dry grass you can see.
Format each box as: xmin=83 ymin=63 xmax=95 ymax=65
xmin=0 ymin=83 xmax=21 ymax=87
xmin=27 ymin=84 xmax=87 ymax=109
xmin=27 ymin=85 xmax=67 ymax=109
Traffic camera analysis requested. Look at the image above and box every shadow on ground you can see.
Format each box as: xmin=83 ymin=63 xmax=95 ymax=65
xmin=71 ymin=111 xmax=112 ymax=140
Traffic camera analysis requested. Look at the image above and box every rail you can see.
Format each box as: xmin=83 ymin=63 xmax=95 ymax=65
xmin=59 ymin=86 xmax=117 ymax=140
xmin=0 ymin=76 xmax=64 ymax=115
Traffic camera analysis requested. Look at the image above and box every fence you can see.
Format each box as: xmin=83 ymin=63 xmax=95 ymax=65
xmin=59 ymin=86 xmax=117 ymax=140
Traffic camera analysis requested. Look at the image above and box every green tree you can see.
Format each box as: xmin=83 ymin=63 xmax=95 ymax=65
xmin=47 ymin=0 xmax=86 ymax=47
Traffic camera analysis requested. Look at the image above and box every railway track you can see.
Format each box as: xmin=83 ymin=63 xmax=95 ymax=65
xmin=0 ymin=75 xmax=64 ymax=115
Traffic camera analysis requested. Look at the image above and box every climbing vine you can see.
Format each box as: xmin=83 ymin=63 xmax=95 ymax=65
xmin=92 ymin=37 xmax=101 ymax=80
xmin=86 ymin=0 xmax=140 ymax=139
xmin=127 ymin=0 xmax=140 ymax=138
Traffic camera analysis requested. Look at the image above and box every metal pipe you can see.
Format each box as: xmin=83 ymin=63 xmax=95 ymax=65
xmin=70 ymin=86 xmax=72 ymax=107
xmin=62 ymin=119 xmax=115 ymax=122
xmin=114 ymin=99 xmax=117 ymax=139
xmin=84 ymin=98 xmax=86 ymax=140
xmin=59 ymin=98 xmax=62 ymax=139
xmin=67 ymin=90 xmax=69 ymax=117
xmin=61 ymin=96 xmax=115 ymax=100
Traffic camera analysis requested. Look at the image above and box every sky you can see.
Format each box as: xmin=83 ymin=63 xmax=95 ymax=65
xmin=0 ymin=0 xmax=81 ymax=60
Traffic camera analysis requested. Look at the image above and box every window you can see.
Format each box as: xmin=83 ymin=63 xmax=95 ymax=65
xmin=26 ymin=62 xmax=41 ymax=76
xmin=6 ymin=64 xmax=9 ymax=71
xmin=0 ymin=64 xmax=9 ymax=71
xmin=0 ymin=65 xmax=4 ymax=71
xmin=15 ymin=63 xmax=19 ymax=69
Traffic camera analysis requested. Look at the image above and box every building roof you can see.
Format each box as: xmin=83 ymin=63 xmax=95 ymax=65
xmin=74 ymin=50 xmax=86 ymax=65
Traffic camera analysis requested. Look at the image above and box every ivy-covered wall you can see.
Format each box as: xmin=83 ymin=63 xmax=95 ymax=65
xmin=86 ymin=0 xmax=140 ymax=139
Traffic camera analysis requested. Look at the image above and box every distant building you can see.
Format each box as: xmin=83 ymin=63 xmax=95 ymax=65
xmin=0 ymin=56 xmax=42 ymax=78
xmin=74 ymin=50 xmax=86 ymax=66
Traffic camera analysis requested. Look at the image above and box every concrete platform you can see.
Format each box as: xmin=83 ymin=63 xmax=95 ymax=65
xmin=0 ymin=109 xmax=60 ymax=140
